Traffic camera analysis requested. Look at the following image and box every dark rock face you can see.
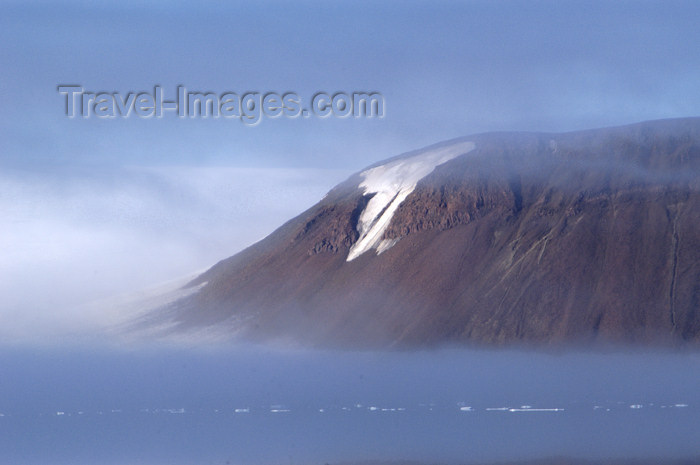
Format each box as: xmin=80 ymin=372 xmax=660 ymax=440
xmin=160 ymin=118 xmax=700 ymax=348
xmin=300 ymin=195 xmax=369 ymax=255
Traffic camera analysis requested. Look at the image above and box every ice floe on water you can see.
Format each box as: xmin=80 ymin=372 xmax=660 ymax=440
xmin=269 ymin=405 xmax=290 ymax=413
xmin=507 ymin=407 xmax=564 ymax=412
xmin=26 ymin=401 xmax=693 ymax=419
xmin=483 ymin=406 xmax=564 ymax=413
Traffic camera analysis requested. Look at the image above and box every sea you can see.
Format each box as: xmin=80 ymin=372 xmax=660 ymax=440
xmin=1 ymin=343 xmax=699 ymax=465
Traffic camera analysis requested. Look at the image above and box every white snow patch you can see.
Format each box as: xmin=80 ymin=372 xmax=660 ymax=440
xmin=346 ymin=141 xmax=476 ymax=261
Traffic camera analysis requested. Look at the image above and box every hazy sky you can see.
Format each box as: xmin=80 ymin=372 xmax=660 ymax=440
xmin=2 ymin=0 xmax=700 ymax=341
xmin=4 ymin=1 xmax=700 ymax=170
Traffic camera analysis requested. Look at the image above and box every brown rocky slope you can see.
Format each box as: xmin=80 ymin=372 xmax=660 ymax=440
xmin=152 ymin=118 xmax=700 ymax=348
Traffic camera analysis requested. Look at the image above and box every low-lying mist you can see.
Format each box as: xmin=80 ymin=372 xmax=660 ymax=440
xmin=0 ymin=165 xmax=349 ymax=343
xmin=1 ymin=342 xmax=698 ymax=465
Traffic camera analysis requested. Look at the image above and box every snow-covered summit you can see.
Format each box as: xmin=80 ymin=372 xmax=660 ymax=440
xmin=346 ymin=141 xmax=476 ymax=261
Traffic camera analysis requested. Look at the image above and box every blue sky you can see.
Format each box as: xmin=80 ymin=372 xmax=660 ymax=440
xmin=2 ymin=0 xmax=700 ymax=341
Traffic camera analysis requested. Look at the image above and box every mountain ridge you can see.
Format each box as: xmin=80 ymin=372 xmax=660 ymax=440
xmin=149 ymin=117 xmax=700 ymax=348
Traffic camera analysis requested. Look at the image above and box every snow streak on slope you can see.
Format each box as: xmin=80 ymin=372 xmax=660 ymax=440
xmin=347 ymin=141 xmax=476 ymax=261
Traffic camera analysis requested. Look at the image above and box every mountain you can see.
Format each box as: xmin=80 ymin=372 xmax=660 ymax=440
xmin=144 ymin=118 xmax=700 ymax=348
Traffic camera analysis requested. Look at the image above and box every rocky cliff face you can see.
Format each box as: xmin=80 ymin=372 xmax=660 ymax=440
xmin=150 ymin=118 xmax=700 ymax=348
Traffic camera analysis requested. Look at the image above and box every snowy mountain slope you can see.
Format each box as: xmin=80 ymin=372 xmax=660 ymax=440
xmin=138 ymin=118 xmax=700 ymax=348
xmin=348 ymin=141 xmax=475 ymax=261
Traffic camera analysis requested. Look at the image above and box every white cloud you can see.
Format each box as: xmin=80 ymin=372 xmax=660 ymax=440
xmin=0 ymin=165 xmax=349 ymax=343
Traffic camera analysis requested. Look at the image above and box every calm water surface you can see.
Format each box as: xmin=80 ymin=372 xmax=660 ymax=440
xmin=1 ymin=344 xmax=699 ymax=465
